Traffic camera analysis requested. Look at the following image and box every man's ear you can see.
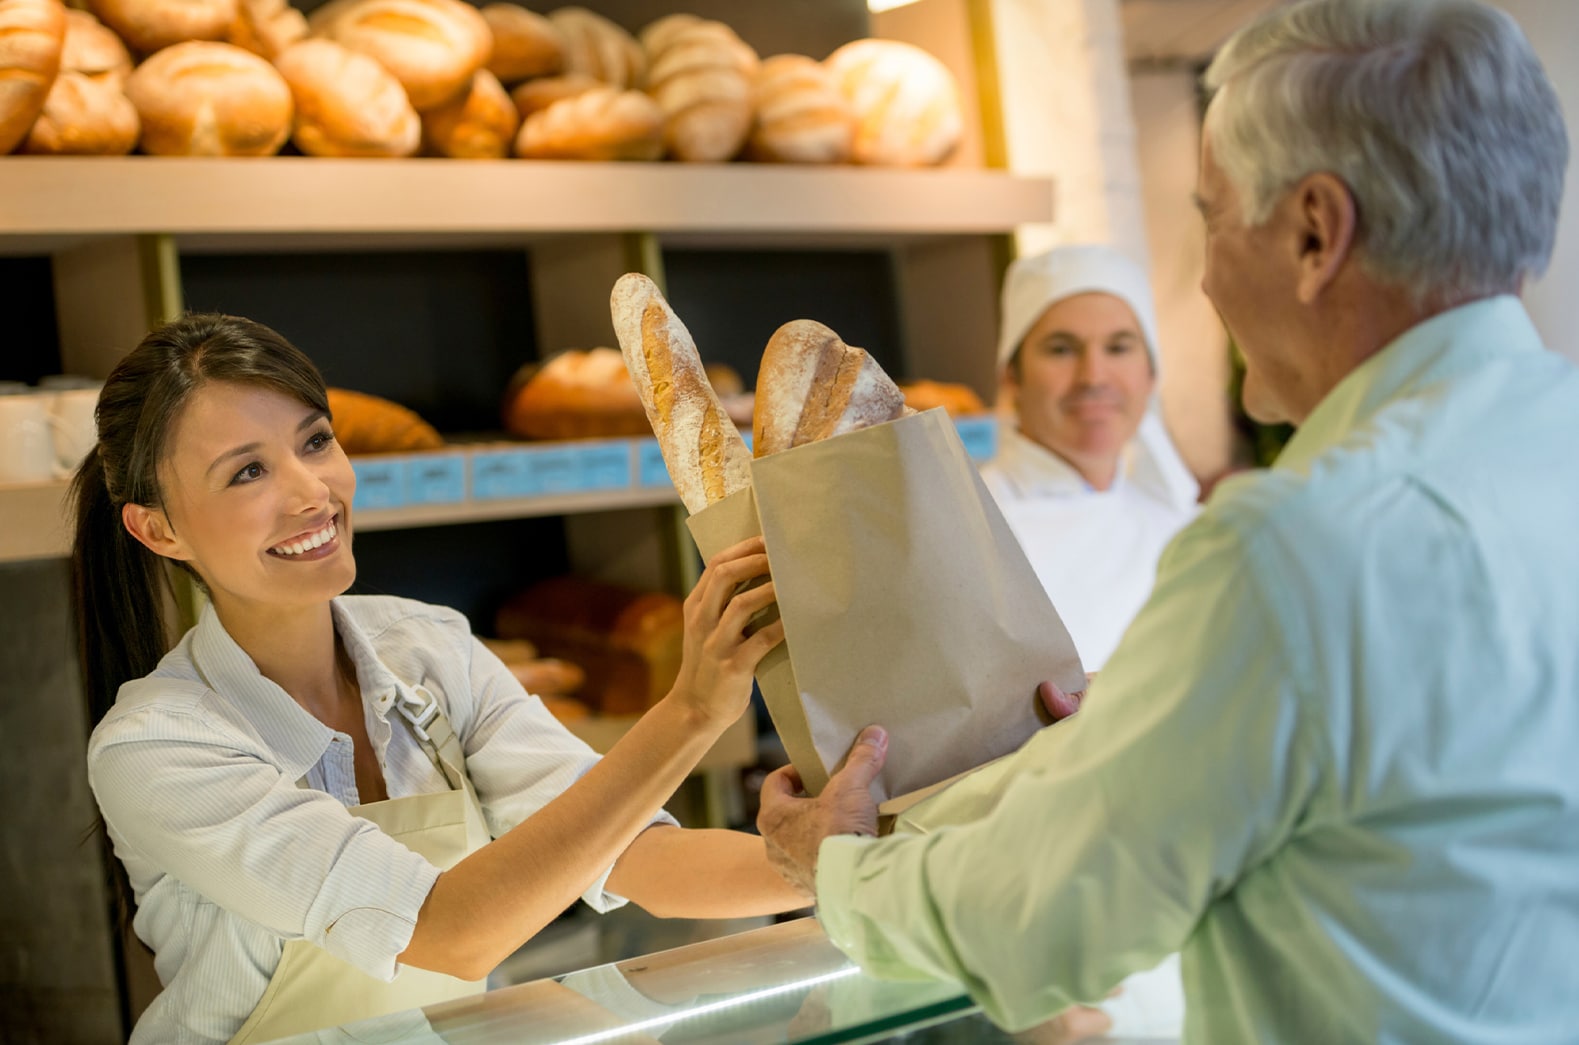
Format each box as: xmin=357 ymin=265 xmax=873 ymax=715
xmin=1290 ymin=172 xmax=1358 ymax=305
xmin=122 ymin=502 xmax=190 ymax=562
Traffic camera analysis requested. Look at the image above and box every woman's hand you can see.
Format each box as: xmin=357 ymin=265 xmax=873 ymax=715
xmin=669 ymin=536 xmax=785 ymax=729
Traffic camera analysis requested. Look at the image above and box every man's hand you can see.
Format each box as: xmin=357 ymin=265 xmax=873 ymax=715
xmin=757 ymin=726 xmax=889 ymax=894
xmin=1038 ymin=674 xmax=1095 ymax=722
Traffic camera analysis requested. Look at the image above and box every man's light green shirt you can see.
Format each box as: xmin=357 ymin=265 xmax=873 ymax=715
xmin=816 ymin=297 xmax=1579 ymax=1042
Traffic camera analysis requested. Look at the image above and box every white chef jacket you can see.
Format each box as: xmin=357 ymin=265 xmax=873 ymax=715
xmin=88 ymin=594 xmax=676 ymax=1045
xmin=980 ymin=427 xmax=1198 ymax=671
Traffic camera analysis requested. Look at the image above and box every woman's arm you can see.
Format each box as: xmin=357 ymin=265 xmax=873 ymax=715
xmin=399 ymin=537 xmax=784 ymax=981
xmin=606 ymin=824 xmax=811 ymax=919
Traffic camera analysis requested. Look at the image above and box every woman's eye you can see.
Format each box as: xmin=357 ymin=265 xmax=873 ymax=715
xmin=231 ymin=462 xmax=264 ymax=485
xmin=307 ymin=430 xmax=335 ymax=452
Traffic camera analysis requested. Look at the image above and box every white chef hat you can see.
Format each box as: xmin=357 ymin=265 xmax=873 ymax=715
xmin=996 ymin=244 xmax=1200 ymax=510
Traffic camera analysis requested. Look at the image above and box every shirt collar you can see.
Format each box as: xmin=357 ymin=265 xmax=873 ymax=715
xmin=187 ymin=597 xmax=411 ymax=780
xmin=996 ymin=426 xmax=1126 ymax=498
xmin=1275 ymin=295 xmax=1543 ymax=474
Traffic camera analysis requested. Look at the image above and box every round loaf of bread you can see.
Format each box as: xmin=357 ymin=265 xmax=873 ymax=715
xmin=88 ymin=0 xmax=237 ymax=55
xmin=421 ymin=67 xmax=517 ymax=158
xmin=642 ymin=17 xmax=756 ymax=163
xmin=320 ymin=0 xmax=491 ymax=111
xmin=899 ymin=379 xmax=986 ymax=418
xmin=21 ymin=68 xmax=138 ymax=153
xmin=62 ymin=8 xmax=131 ymax=87
xmin=508 ymin=70 xmax=597 ymax=120
xmin=824 ymin=38 xmax=962 ymax=167
xmin=274 ymin=38 xmax=418 ymax=157
xmin=124 ymin=40 xmax=292 ymax=155
xmin=0 ymin=0 xmax=66 ymax=155
xmin=503 ymin=348 xmax=651 ymax=440
xmin=227 ymin=0 xmax=305 ymax=60
xmin=482 ymin=2 xmax=562 ymax=84
xmin=548 ymin=6 xmax=642 ymax=90
xmin=514 ymin=84 xmax=661 ymax=161
xmin=749 ymin=53 xmax=853 ymax=164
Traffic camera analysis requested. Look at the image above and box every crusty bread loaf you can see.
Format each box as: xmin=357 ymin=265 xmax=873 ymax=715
xmin=749 ymin=53 xmax=853 ymax=164
xmin=421 ymin=67 xmax=517 ymax=158
xmin=508 ymin=70 xmax=596 ymax=119
xmin=513 ymin=84 xmax=661 ymax=161
xmin=611 ymin=273 xmax=752 ymax=514
xmin=548 ymin=6 xmax=641 ymax=90
xmin=496 ymin=576 xmax=684 ymax=715
xmin=503 ymin=347 xmax=652 ymax=440
xmin=481 ymin=2 xmax=562 ymax=84
xmin=21 ymin=68 xmax=138 ymax=153
xmin=88 ymin=0 xmax=236 ymax=55
xmin=754 ymin=319 xmax=907 ymax=457
xmin=641 ymin=16 xmax=756 ymax=163
xmin=824 ymin=38 xmax=962 ymax=168
xmin=62 ymin=8 xmax=130 ymax=87
xmin=0 ymin=0 xmax=66 ymax=155
xmin=227 ymin=0 xmax=305 ymax=60
xmin=326 ymin=387 xmax=444 ymax=454
xmin=319 ymin=0 xmax=491 ymax=111
xmin=274 ymin=38 xmax=419 ymax=157
xmin=124 ymin=40 xmax=292 ymax=155
xmin=900 ymin=380 xmax=986 ymax=417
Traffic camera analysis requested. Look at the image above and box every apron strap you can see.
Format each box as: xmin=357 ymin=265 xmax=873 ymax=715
xmin=391 ymin=684 xmax=476 ymax=804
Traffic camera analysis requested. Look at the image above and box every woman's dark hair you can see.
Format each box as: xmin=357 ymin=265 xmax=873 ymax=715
xmin=71 ymin=313 xmax=328 ymax=926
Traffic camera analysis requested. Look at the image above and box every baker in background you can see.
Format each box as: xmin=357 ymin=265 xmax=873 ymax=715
xmin=758 ymin=0 xmax=1579 ymax=1040
xmin=981 ymin=244 xmax=1199 ymax=672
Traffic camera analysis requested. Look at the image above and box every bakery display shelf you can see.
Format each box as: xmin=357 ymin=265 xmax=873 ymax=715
xmin=0 ymin=158 xmax=1053 ymax=254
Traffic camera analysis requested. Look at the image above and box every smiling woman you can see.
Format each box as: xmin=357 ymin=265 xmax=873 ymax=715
xmin=68 ymin=314 xmax=807 ymax=1045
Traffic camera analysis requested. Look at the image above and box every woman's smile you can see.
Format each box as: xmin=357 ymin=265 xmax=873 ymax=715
xmin=267 ymin=513 xmax=343 ymax=560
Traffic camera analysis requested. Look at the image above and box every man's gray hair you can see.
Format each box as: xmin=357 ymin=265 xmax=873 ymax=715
xmin=1203 ymin=0 xmax=1568 ymax=302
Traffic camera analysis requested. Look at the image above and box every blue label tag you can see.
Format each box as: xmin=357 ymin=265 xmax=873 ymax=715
xmin=405 ymin=453 xmax=466 ymax=505
xmin=351 ymin=458 xmax=406 ymax=510
xmin=471 ymin=450 xmax=530 ymax=500
xmin=954 ymin=417 xmax=999 ymax=461
xmin=637 ymin=439 xmax=671 ymax=488
xmin=578 ymin=443 xmax=634 ymax=490
xmin=521 ymin=446 xmax=582 ymax=494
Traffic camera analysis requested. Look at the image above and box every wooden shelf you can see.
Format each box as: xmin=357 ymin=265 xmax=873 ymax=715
xmin=0 ymin=158 xmax=1053 ymax=254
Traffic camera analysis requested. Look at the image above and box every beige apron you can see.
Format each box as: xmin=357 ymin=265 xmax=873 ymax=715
xmin=229 ymin=686 xmax=491 ymax=1044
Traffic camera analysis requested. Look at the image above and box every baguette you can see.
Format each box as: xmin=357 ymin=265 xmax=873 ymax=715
xmin=753 ymin=319 xmax=907 ymax=457
xmin=610 ymin=273 xmax=751 ymax=514
xmin=0 ymin=0 xmax=66 ymax=155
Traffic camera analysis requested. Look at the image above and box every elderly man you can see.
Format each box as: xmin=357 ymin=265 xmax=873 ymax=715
xmin=757 ymin=0 xmax=1579 ymax=1040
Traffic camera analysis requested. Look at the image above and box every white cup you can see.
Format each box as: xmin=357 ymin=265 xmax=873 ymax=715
xmin=0 ymin=392 xmax=60 ymax=483
xmin=49 ymin=386 xmax=101 ymax=476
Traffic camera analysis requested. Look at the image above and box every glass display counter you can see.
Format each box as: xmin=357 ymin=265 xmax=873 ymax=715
xmin=261 ymin=916 xmax=981 ymax=1045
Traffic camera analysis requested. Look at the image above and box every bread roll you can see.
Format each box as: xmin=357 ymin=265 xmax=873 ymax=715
xmin=0 ymin=0 xmax=66 ymax=155
xmin=481 ymin=2 xmax=562 ymax=84
xmin=749 ymin=53 xmax=853 ymax=164
xmin=642 ymin=16 xmax=756 ymax=162
xmin=21 ymin=68 xmax=137 ymax=153
xmin=503 ymin=347 xmax=651 ymax=440
xmin=124 ymin=40 xmax=292 ymax=155
xmin=88 ymin=0 xmax=237 ymax=54
xmin=326 ymin=387 xmax=444 ymax=454
xmin=754 ymin=319 xmax=907 ymax=457
xmin=634 ymin=11 xmax=697 ymax=58
xmin=274 ymin=38 xmax=419 ymax=157
xmin=320 ymin=0 xmax=491 ymax=111
xmin=900 ymin=380 xmax=985 ymax=417
xmin=62 ymin=8 xmax=130 ymax=87
xmin=421 ymin=67 xmax=517 ymax=158
xmin=508 ymin=70 xmax=596 ymax=119
xmin=227 ymin=0 xmax=305 ymax=60
xmin=547 ymin=6 xmax=641 ymax=90
xmin=824 ymin=38 xmax=962 ymax=168
xmin=513 ymin=85 xmax=661 ymax=161
xmin=610 ymin=273 xmax=751 ymax=514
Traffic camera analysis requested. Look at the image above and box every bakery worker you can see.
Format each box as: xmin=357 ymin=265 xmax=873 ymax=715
xmin=758 ymin=0 xmax=1579 ymax=1040
xmin=75 ymin=314 xmax=808 ymax=1045
xmin=980 ymin=243 xmax=1199 ymax=671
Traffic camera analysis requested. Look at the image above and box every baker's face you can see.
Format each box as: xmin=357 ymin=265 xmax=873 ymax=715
xmin=135 ymin=381 xmax=357 ymax=616
xmin=1010 ymin=292 xmax=1155 ymax=473
xmin=1197 ymin=131 xmax=1303 ymax=425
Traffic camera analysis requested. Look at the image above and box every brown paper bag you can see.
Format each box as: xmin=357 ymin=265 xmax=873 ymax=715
xmin=686 ymin=408 xmax=1084 ymax=808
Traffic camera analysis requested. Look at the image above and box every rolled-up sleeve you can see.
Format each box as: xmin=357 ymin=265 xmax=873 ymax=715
xmin=815 ymin=511 xmax=1325 ymax=1030
xmin=91 ymin=717 xmax=439 ymax=980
